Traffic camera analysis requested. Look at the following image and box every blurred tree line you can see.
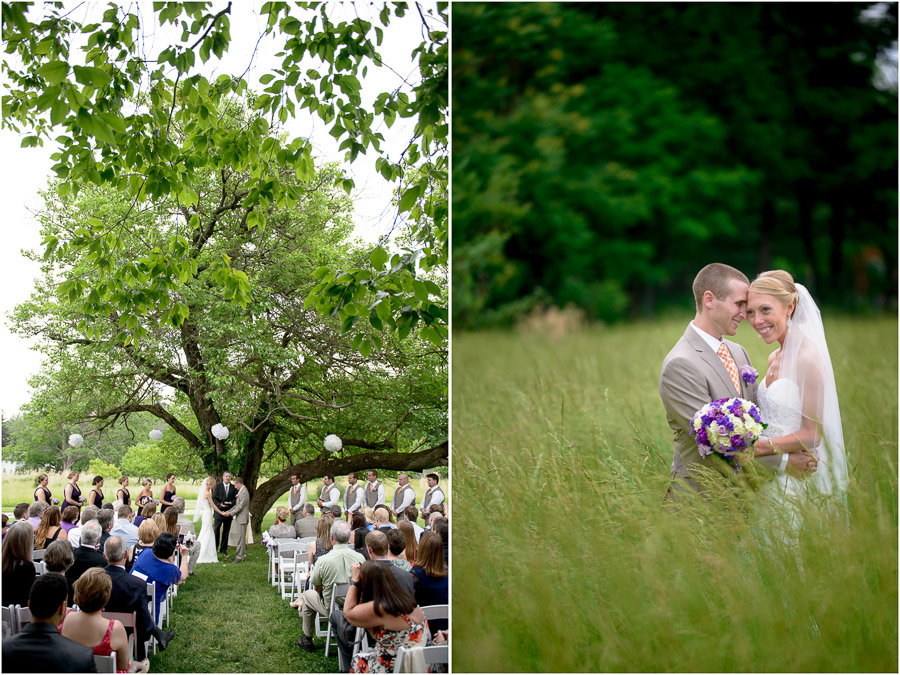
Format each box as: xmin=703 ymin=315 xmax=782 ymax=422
xmin=452 ymin=3 xmax=897 ymax=328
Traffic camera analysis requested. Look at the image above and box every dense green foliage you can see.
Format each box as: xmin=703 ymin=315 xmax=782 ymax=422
xmin=452 ymin=317 xmax=897 ymax=671
xmin=3 ymin=1 xmax=447 ymax=348
xmin=452 ymin=3 xmax=897 ymax=328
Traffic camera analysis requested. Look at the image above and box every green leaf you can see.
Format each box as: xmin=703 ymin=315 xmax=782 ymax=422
xmin=38 ymin=61 xmax=69 ymax=85
xmin=358 ymin=338 xmax=373 ymax=357
xmin=413 ymin=280 xmax=429 ymax=302
xmin=370 ymin=246 xmax=388 ymax=270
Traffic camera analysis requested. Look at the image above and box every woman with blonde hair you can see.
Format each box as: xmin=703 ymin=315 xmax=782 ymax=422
xmin=268 ymin=506 xmax=296 ymax=539
xmin=194 ymin=476 xmax=221 ymax=564
xmin=135 ymin=479 xmax=154 ymax=509
xmin=151 ymin=512 xmax=167 ymax=535
xmin=61 ymin=567 xmax=147 ymax=672
xmin=363 ymin=506 xmax=376 ymax=531
xmin=134 ymin=502 xmax=156 ymax=528
xmin=34 ymin=474 xmax=52 ymax=504
xmin=35 ymin=505 xmax=68 ymax=549
xmin=127 ymin=520 xmax=160 ymax=571
xmin=308 ymin=514 xmax=334 ymax=567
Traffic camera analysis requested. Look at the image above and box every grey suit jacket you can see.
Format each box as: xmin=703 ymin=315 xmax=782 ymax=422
xmin=660 ymin=324 xmax=776 ymax=492
xmin=231 ymin=486 xmax=250 ymax=526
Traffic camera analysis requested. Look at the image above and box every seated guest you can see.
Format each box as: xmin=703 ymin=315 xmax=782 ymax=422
xmin=34 ymin=505 xmax=68 ymax=550
xmin=96 ymin=507 xmax=115 ymax=550
xmin=27 ymin=500 xmax=47 ymax=529
xmin=1 ymin=572 xmax=97 ymax=673
xmin=103 ymin=535 xmax=174 ymax=659
xmin=60 ymin=505 xmax=81 ymax=535
xmin=131 ymin=532 xmax=189 ymax=620
xmin=133 ymin=503 xmax=156 ymax=529
xmin=66 ymin=520 xmax=106 ymax=606
xmin=60 ymin=567 xmax=142 ymax=672
xmin=411 ymin=532 xmax=448 ymax=632
xmin=2 ymin=522 xmax=36 ymax=607
xmin=67 ymin=505 xmax=100 ymax=549
xmin=297 ymin=520 xmax=364 ymax=653
xmin=294 ymin=503 xmax=318 ymax=538
xmin=350 ymin=512 xmax=370 ymax=560
xmin=110 ymin=505 xmax=140 ymax=549
xmin=373 ymin=505 xmax=395 ymax=532
xmin=2 ymin=513 xmax=8 ymax=540
xmin=163 ymin=509 xmax=180 ymax=539
xmin=43 ymin=539 xmax=75 ymax=601
xmin=363 ymin=507 xmax=376 ymax=531
xmin=433 ymin=517 xmax=448 ymax=567
xmin=397 ymin=520 xmax=417 ymax=565
xmin=343 ymin=560 xmax=431 ymax=673
xmin=385 ymin=528 xmax=413 ymax=571
xmin=151 ymin=512 xmax=167 ymax=534
xmin=308 ymin=515 xmax=334 ymax=569
xmin=403 ymin=506 xmax=424 ymax=542
xmin=171 ymin=496 xmax=200 ymax=575
xmin=14 ymin=502 xmax=30 ymax=523
xmin=269 ymin=506 xmax=297 ymax=539
xmin=364 ymin=530 xmax=414 ymax=596
xmin=428 ymin=502 xmax=446 ymax=519
xmin=127 ymin=520 xmax=159 ymax=572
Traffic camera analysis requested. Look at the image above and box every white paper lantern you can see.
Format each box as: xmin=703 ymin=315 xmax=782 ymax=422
xmin=211 ymin=423 xmax=230 ymax=440
xmin=149 ymin=429 xmax=163 ymax=441
xmin=68 ymin=433 xmax=84 ymax=448
xmin=324 ymin=434 xmax=342 ymax=453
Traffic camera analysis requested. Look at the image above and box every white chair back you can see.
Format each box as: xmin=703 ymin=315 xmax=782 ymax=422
xmin=2 ymin=605 xmax=17 ymax=636
xmin=393 ymin=644 xmax=448 ymax=673
xmin=93 ymin=653 xmax=116 ymax=672
xmin=33 ymin=561 xmax=47 ymax=575
xmin=31 ymin=549 xmax=45 ymax=562
xmin=421 ymin=604 xmax=448 ymax=621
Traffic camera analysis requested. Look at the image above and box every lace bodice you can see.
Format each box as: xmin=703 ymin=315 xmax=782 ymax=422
xmin=757 ymin=377 xmax=802 ymax=441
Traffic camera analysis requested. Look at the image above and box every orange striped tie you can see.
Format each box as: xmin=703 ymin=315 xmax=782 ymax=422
xmin=717 ymin=343 xmax=741 ymax=396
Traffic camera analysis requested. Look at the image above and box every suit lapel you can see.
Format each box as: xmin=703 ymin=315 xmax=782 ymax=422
xmin=684 ymin=327 xmax=735 ymax=396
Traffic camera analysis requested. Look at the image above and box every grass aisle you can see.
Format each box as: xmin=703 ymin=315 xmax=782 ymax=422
xmin=148 ymin=536 xmax=339 ymax=673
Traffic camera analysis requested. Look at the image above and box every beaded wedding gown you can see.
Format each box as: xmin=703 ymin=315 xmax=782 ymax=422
xmin=194 ymin=484 xmax=219 ymax=564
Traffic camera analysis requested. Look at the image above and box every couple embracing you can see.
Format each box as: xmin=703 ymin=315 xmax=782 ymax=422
xmin=660 ymin=263 xmax=848 ymax=528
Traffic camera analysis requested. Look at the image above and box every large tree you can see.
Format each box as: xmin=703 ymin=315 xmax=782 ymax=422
xmin=3 ymin=1 xmax=448 ymax=350
xmin=11 ymin=104 xmax=447 ymax=532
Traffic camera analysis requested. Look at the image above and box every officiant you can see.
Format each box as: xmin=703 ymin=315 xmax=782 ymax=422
xmin=212 ymin=471 xmax=236 ymax=556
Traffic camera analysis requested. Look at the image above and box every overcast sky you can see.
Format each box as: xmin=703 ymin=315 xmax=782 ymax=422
xmin=0 ymin=2 xmax=436 ymax=417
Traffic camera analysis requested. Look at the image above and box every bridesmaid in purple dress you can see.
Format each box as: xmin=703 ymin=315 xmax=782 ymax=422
xmin=33 ymin=474 xmax=52 ymax=503
xmin=61 ymin=471 xmax=85 ymax=512
xmin=159 ymin=473 xmax=177 ymax=513
xmin=87 ymin=476 xmax=104 ymax=508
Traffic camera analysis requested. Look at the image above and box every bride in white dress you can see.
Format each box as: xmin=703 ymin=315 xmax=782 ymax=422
xmin=746 ymin=271 xmax=849 ymax=539
xmin=194 ymin=476 xmax=221 ymax=564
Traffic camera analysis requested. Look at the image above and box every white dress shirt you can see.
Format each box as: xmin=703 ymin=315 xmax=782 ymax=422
xmin=343 ymin=484 xmax=363 ymax=513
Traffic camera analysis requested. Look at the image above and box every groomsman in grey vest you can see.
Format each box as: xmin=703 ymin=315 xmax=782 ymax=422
xmin=391 ymin=473 xmax=416 ymax=517
xmin=418 ymin=473 xmax=445 ymax=520
xmin=287 ymin=473 xmax=307 ymax=526
xmin=316 ymin=474 xmax=340 ymax=514
xmin=343 ymin=472 xmax=363 ymax=519
xmin=365 ymin=470 xmax=385 ymax=510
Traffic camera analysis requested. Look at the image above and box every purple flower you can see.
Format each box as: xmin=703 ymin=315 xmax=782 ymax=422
xmin=730 ymin=435 xmax=747 ymax=451
xmin=741 ymin=365 xmax=758 ymax=385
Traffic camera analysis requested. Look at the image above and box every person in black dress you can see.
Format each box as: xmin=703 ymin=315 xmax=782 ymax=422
xmin=160 ymin=473 xmax=177 ymax=513
xmin=410 ymin=531 xmax=448 ymax=632
xmin=115 ymin=476 xmax=131 ymax=506
xmin=1 ymin=522 xmax=37 ymax=608
xmin=33 ymin=474 xmax=52 ymax=504
xmin=61 ymin=471 xmax=85 ymax=512
xmin=87 ymin=476 xmax=104 ymax=509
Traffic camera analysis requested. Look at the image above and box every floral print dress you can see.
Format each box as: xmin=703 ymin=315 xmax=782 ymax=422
xmin=352 ymin=615 xmax=431 ymax=673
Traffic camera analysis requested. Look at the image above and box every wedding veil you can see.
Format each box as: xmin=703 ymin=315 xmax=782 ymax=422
xmin=193 ymin=480 xmax=208 ymax=524
xmin=780 ymin=283 xmax=849 ymax=496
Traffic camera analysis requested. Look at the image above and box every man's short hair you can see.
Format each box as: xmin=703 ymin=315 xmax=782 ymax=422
xmin=80 ymin=520 xmax=102 ymax=547
xmin=172 ymin=496 xmax=186 ymax=514
xmin=80 ymin=506 xmax=100 ymax=523
xmin=385 ymin=528 xmax=406 ymax=555
xmin=153 ymin=532 xmax=177 ymax=559
xmin=13 ymin=502 xmax=29 ymax=520
xmin=96 ymin=508 xmax=114 ymax=531
xmin=28 ymin=501 xmax=47 ymax=518
xmin=365 ymin=530 xmax=389 ymax=556
xmin=101 ymin=503 xmax=114 ymax=511
xmin=426 ymin=473 xmax=440 ymax=483
xmin=329 ymin=505 xmax=342 ymax=518
xmin=367 ymin=470 xmax=378 ymax=479
xmin=428 ymin=503 xmax=446 ymax=516
xmin=44 ymin=540 xmax=74 ymax=573
xmin=692 ymin=263 xmax=749 ymax=311
xmin=324 ymin=473 xmax=335 ymax=482
xmin=290 ymin=473 xmax=299 ymax=481
xmin=433 ymin=517 xmax=448 ymax=542
xmin=28 ymin=572 xmax=68 ymax=619
xmin=374 ymin=507 xmax=390 ymax=525
xmin=117 ymin=505 xmax=133 ymax=519
xmin=233 ymin=476 xmax=243 ymax=485
xmin=104 ymin=534 xmax=127 ymax=564
xmin=347 ymin=472 xmax=357 ymax=480
xmin=404 ymin=506 xmax=418 ymax=523
xmin=303 ymin=504 xmax=315 ymax=516
xmin=330 ymin=519 xmax=351 ymax=544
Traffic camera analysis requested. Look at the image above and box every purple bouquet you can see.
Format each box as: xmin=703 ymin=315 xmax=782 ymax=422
xmin=690 ymin=397 xmax=766 ymax=473
xmin=50 ymin=497 xmax=60 ymax=506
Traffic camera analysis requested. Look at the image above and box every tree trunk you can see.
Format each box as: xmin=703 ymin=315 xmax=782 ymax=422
xmin=247 ymin=441 xmax=448 ymax=534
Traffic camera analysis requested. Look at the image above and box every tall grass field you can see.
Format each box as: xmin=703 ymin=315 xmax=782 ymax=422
xmin=452 ymin=316 xmax=897 ymax=672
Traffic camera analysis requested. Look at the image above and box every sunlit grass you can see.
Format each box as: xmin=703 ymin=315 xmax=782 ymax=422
xmin=452 ymin=316 xmax=897 ymax=672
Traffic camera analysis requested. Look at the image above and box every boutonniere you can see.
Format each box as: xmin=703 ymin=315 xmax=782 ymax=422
xmin=741 ymin=365 xmax=758 ymax=386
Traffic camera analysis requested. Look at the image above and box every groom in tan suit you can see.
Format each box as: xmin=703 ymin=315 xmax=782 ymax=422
xmin=226 ymin=476 xmax=251 ymax=563
xmin=659 ymin=263 xmax=787 ymax=497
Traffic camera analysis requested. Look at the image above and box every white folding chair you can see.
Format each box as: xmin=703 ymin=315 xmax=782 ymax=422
xmin=352 ymin=625 xmax=372 ymax=658
xmin=2 ymin=605 xmax=17 ymax=637
xmin=269 ymin=538 xmax=296 ymax=586
xmin=276 ymin=542 xmax=304 ymax=600
xmin=33 ymin=561 xmax=47 ymax=575
xmin=103 ymin=611 xmax=138 ymax=663
xmin=393 ymin=644 xmax=449 ymax=673
xmin=421 ymin=604 xmax=448 ymax=622
xmin=14 ymin=605 xmax=31 ymax=631
xmin=314 ymin=582 xmax=349 ymax=657
xmin=93 ymin=653 xmax=116 ymax=672
xmin=31 ymin=549 xmax=45 ymax=562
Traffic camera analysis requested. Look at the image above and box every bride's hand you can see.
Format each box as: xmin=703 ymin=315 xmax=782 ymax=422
xmin=785 ymin=451 xmax=818 ymax=478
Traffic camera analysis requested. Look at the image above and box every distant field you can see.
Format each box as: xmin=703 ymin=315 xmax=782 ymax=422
xmin=452 ymin=316 xmax=897 ymax=672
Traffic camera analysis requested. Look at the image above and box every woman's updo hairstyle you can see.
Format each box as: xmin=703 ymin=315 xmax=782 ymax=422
xmin=749 ymin=270 xmax=799 ymax=317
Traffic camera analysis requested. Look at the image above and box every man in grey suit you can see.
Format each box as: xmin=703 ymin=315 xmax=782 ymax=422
xmin=659 ymin=263 xmax=812 ymax=498
xmin=294 ymin=504 xmax=317 ymax=538
xmin=225 ymin=477 xmax=251 ymax=563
